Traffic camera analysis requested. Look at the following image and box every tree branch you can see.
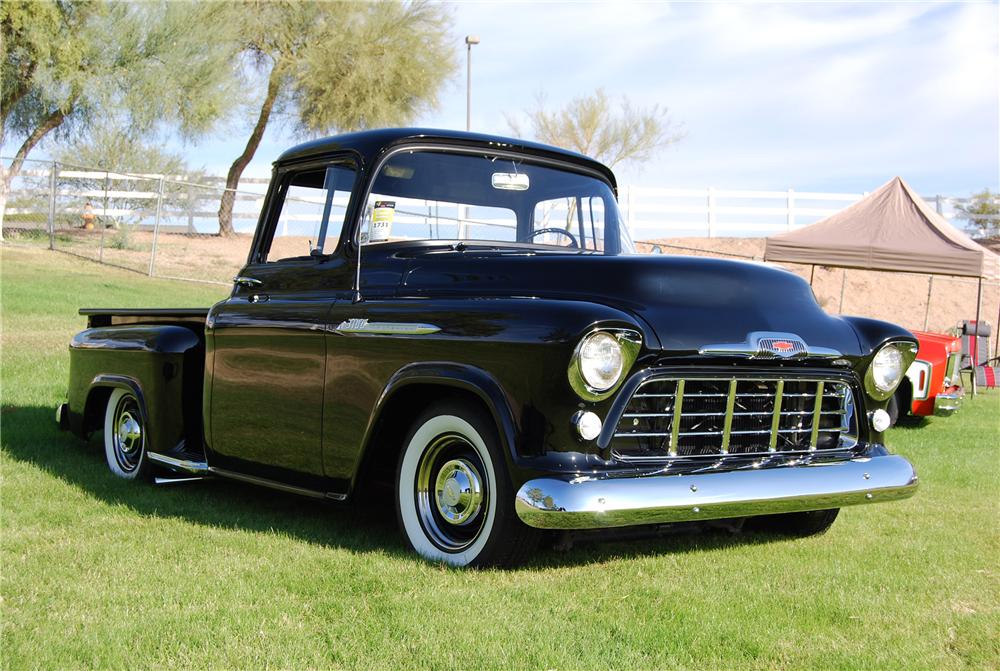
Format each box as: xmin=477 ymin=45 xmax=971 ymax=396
xmin=228 ymin=62 xmax=282 ymax=187
xmin=217 ymin=62 xmax=283 ymax=235
xmin=3 ymin=105 xmax=68 ymax=185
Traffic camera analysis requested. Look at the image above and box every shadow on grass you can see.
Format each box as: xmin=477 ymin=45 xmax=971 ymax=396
xmin=3 ymin=405 xmax=793 ymax=569
xmin=892 ymin=415 xmax=931 ymax=431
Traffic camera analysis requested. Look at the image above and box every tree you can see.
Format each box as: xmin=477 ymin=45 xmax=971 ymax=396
xmin=54 ymin=122 xmax=197 ymax=176
xmin=507 ymin=88 xmax=684 ymax=169
xmin=0 ymin=0 xmax=237 ymax=238
xmin=215 ymin=0 xmax=457 ymax=236
xmin=53 ymin=122 xmax=206 ymax=232
xmin=957 ymin=188 xmax=1000 ymax=238
xmin=508 ymin=89 xmax=683 ymax=231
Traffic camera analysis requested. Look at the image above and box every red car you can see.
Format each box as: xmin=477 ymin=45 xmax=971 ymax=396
xmin=890 ymin=330 xmax=963 ymax=423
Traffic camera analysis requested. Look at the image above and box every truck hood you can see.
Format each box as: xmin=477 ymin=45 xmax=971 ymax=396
xmin=399 ymin=251 xmax=863 ymax=356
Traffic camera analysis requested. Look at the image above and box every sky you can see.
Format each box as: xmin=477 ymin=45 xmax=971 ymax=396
xmin=24 ymin=1 xmax=1000 ymax=197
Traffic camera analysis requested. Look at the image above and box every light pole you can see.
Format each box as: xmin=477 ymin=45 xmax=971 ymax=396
xmin=465 ymin=35 xmax=480 ymax=131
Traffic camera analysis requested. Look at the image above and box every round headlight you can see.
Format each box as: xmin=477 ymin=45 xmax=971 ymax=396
xmin=578 ymin=332 xmax=625 ymax=392
xmin=871 ymin=344 xmax=905 ymax=393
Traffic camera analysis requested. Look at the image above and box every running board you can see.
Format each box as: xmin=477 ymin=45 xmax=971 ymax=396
xmin=210 ymin=467 xmax=348 ymax=501
xmin=147 ymin=452 xmax=348 ymax=501
xmin=147 ymin=451 xmax=210 ymax=475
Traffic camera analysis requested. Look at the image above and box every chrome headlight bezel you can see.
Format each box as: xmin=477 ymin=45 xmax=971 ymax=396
xmin=568 ymin=328 xmax=642 ymax=401
xmin=864 ymin=341 xmax=918 ymax=401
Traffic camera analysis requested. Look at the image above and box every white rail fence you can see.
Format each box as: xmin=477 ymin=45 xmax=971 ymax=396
xmin=618 ymin=185 xmax=985 ymax=239
xmin=0 ymin=157 xmax=989 ymax=285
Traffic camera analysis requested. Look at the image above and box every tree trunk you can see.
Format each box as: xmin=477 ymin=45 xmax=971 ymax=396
xmin=0 ymin=107 xmax=68 ymax=240
xmin=217 ymin=65 xmax=282 ymax=237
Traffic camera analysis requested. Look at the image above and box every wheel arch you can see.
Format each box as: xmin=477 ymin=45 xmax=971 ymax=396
xmin=350 ymin=362 xmax=518 ymax=497
xmin=83 ymin=375 xmax=149 ymax=436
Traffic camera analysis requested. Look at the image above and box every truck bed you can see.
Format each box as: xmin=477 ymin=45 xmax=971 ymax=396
xmin=80 ymin=308 xmax=210 ymax=329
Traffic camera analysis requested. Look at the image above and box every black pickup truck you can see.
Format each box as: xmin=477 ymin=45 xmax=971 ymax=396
xmin=58 ymin=128 xmax=919 ymax=567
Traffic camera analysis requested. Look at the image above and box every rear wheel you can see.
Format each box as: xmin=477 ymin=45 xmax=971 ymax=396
xmin=746 ymin=508 xmax=840 ymax=537
xmin=103 ymin=388 xmax=150 ymax=480
xmin=395 ymin=400 xmax=538 ymax=567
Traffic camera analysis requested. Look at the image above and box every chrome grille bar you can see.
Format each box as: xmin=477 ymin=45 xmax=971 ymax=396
xmin=721 ymin=379 xmax=737 ymax=454
xmin=623 ymin=409 xmax=846 ymax=418
xmin=809 ymin=381 xmax=824 ymax=450
xmin=768 ymin=380 xmax=784 ymax=452
xmin=669 ymin=379 xmax=684 ymax=457
xmin=641 ymin=391 xmax=844 ymax=399
xmin=612 ymin=375 xmax=858 ymax=461
xmin=620 ymin=427 xmax=849 ymax=438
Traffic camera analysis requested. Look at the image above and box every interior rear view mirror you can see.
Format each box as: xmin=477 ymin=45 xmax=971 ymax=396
xmin=492 ymin=172 xmax=529 ymax=191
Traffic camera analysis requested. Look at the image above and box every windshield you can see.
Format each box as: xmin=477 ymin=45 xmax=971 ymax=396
xmin=359 ymin=149 xmax=634 ymax=255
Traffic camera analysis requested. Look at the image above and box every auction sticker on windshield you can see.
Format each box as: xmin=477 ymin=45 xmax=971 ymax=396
xmin=371 ymin=201 xmax=395 ymax=242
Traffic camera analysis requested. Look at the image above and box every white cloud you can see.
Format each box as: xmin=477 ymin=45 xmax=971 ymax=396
xmin=68 ymin=1 xmax=992 ymax=197
xmin=437 ymin=1 xmax=999 ymax=196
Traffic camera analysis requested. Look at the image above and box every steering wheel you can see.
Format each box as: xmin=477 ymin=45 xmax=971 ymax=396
xmin=527 ymin=227 xmax=579 ymax=249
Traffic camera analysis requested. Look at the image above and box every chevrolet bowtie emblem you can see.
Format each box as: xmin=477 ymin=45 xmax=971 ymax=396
xmin=699 ymin=332 xmax=841 ymax=359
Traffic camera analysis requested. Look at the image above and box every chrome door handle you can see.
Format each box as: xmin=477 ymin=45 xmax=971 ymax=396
xmin=233 ymin=276 xmax=262 ymax=288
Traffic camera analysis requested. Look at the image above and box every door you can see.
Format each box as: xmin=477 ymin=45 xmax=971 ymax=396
xmin=207 ymin=160 xmax=357 ymax=487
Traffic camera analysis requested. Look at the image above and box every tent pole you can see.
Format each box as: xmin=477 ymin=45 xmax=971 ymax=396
xmin=995 ymin=299 xmax=1000 ymax=360
xmin=838 ymin=269 xmax=847 ymax=314
xmin=972 ymin=276 xmax=982 ymax=397
xmin=809 ymin=265 xmax=815 ymax=287
xmin=923 ymin=275 xmax=933 ymax=330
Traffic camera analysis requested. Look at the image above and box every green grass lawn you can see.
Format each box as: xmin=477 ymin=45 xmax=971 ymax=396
xmin=2 ymin=245 xmax=999 ymax=670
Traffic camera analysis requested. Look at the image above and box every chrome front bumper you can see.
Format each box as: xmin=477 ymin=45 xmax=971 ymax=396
xmin=514 ymin=455 xmax=918 ymax=529
xmin=933 ymin=391 xmax=963 ymax=416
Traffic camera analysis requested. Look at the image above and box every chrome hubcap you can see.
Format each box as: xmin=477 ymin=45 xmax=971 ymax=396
xmin=117 ymin=413 xmax=142 ymax=453
xmin=415 ymin=433 xmax=489 ymax=552
xmin=111 ymin=396 xmax=144 ymax=472
xmin=434 ymin=459 xmax=483 ymax=525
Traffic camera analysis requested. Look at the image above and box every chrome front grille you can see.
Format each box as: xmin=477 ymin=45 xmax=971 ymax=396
xmin=612 ymin=375 xmax=858 ymax=461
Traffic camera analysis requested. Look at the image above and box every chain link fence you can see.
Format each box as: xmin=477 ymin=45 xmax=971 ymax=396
xmin=2 ymin=158 xmax=264 ymax=284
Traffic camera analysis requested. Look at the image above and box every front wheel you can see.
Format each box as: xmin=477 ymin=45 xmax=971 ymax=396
xmin=745 ymin=508 xmax=840 ymax=537
xmin=887 ymin=391 xmax=902 ymax=426
xmin=103 ymin=388 xmax=151 ymax=480
xmin=395 ymin=401 xmax=538 ymax=567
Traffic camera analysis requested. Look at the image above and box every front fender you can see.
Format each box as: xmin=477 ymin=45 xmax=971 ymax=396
xmin=841 ymin=316 xmax=916 ymax=357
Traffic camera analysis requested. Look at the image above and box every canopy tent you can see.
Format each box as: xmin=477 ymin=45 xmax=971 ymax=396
xmin=765 ymin=176 xmax=1000 ymax=280
xmin=764 ymin=176 xmax=1000 ymax=393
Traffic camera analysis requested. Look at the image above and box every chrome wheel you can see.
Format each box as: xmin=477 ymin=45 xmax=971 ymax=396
xmin=110 ymin=394 xmax=144 ymax=473
xmin=415 ymin=433 xmax=489 ymax=552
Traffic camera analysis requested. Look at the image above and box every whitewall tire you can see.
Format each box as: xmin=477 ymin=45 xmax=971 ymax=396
xmin=103 ymin=388 xmax=150 ymax=480
xmin=395 ymin=401 xmax=538 ymax=568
